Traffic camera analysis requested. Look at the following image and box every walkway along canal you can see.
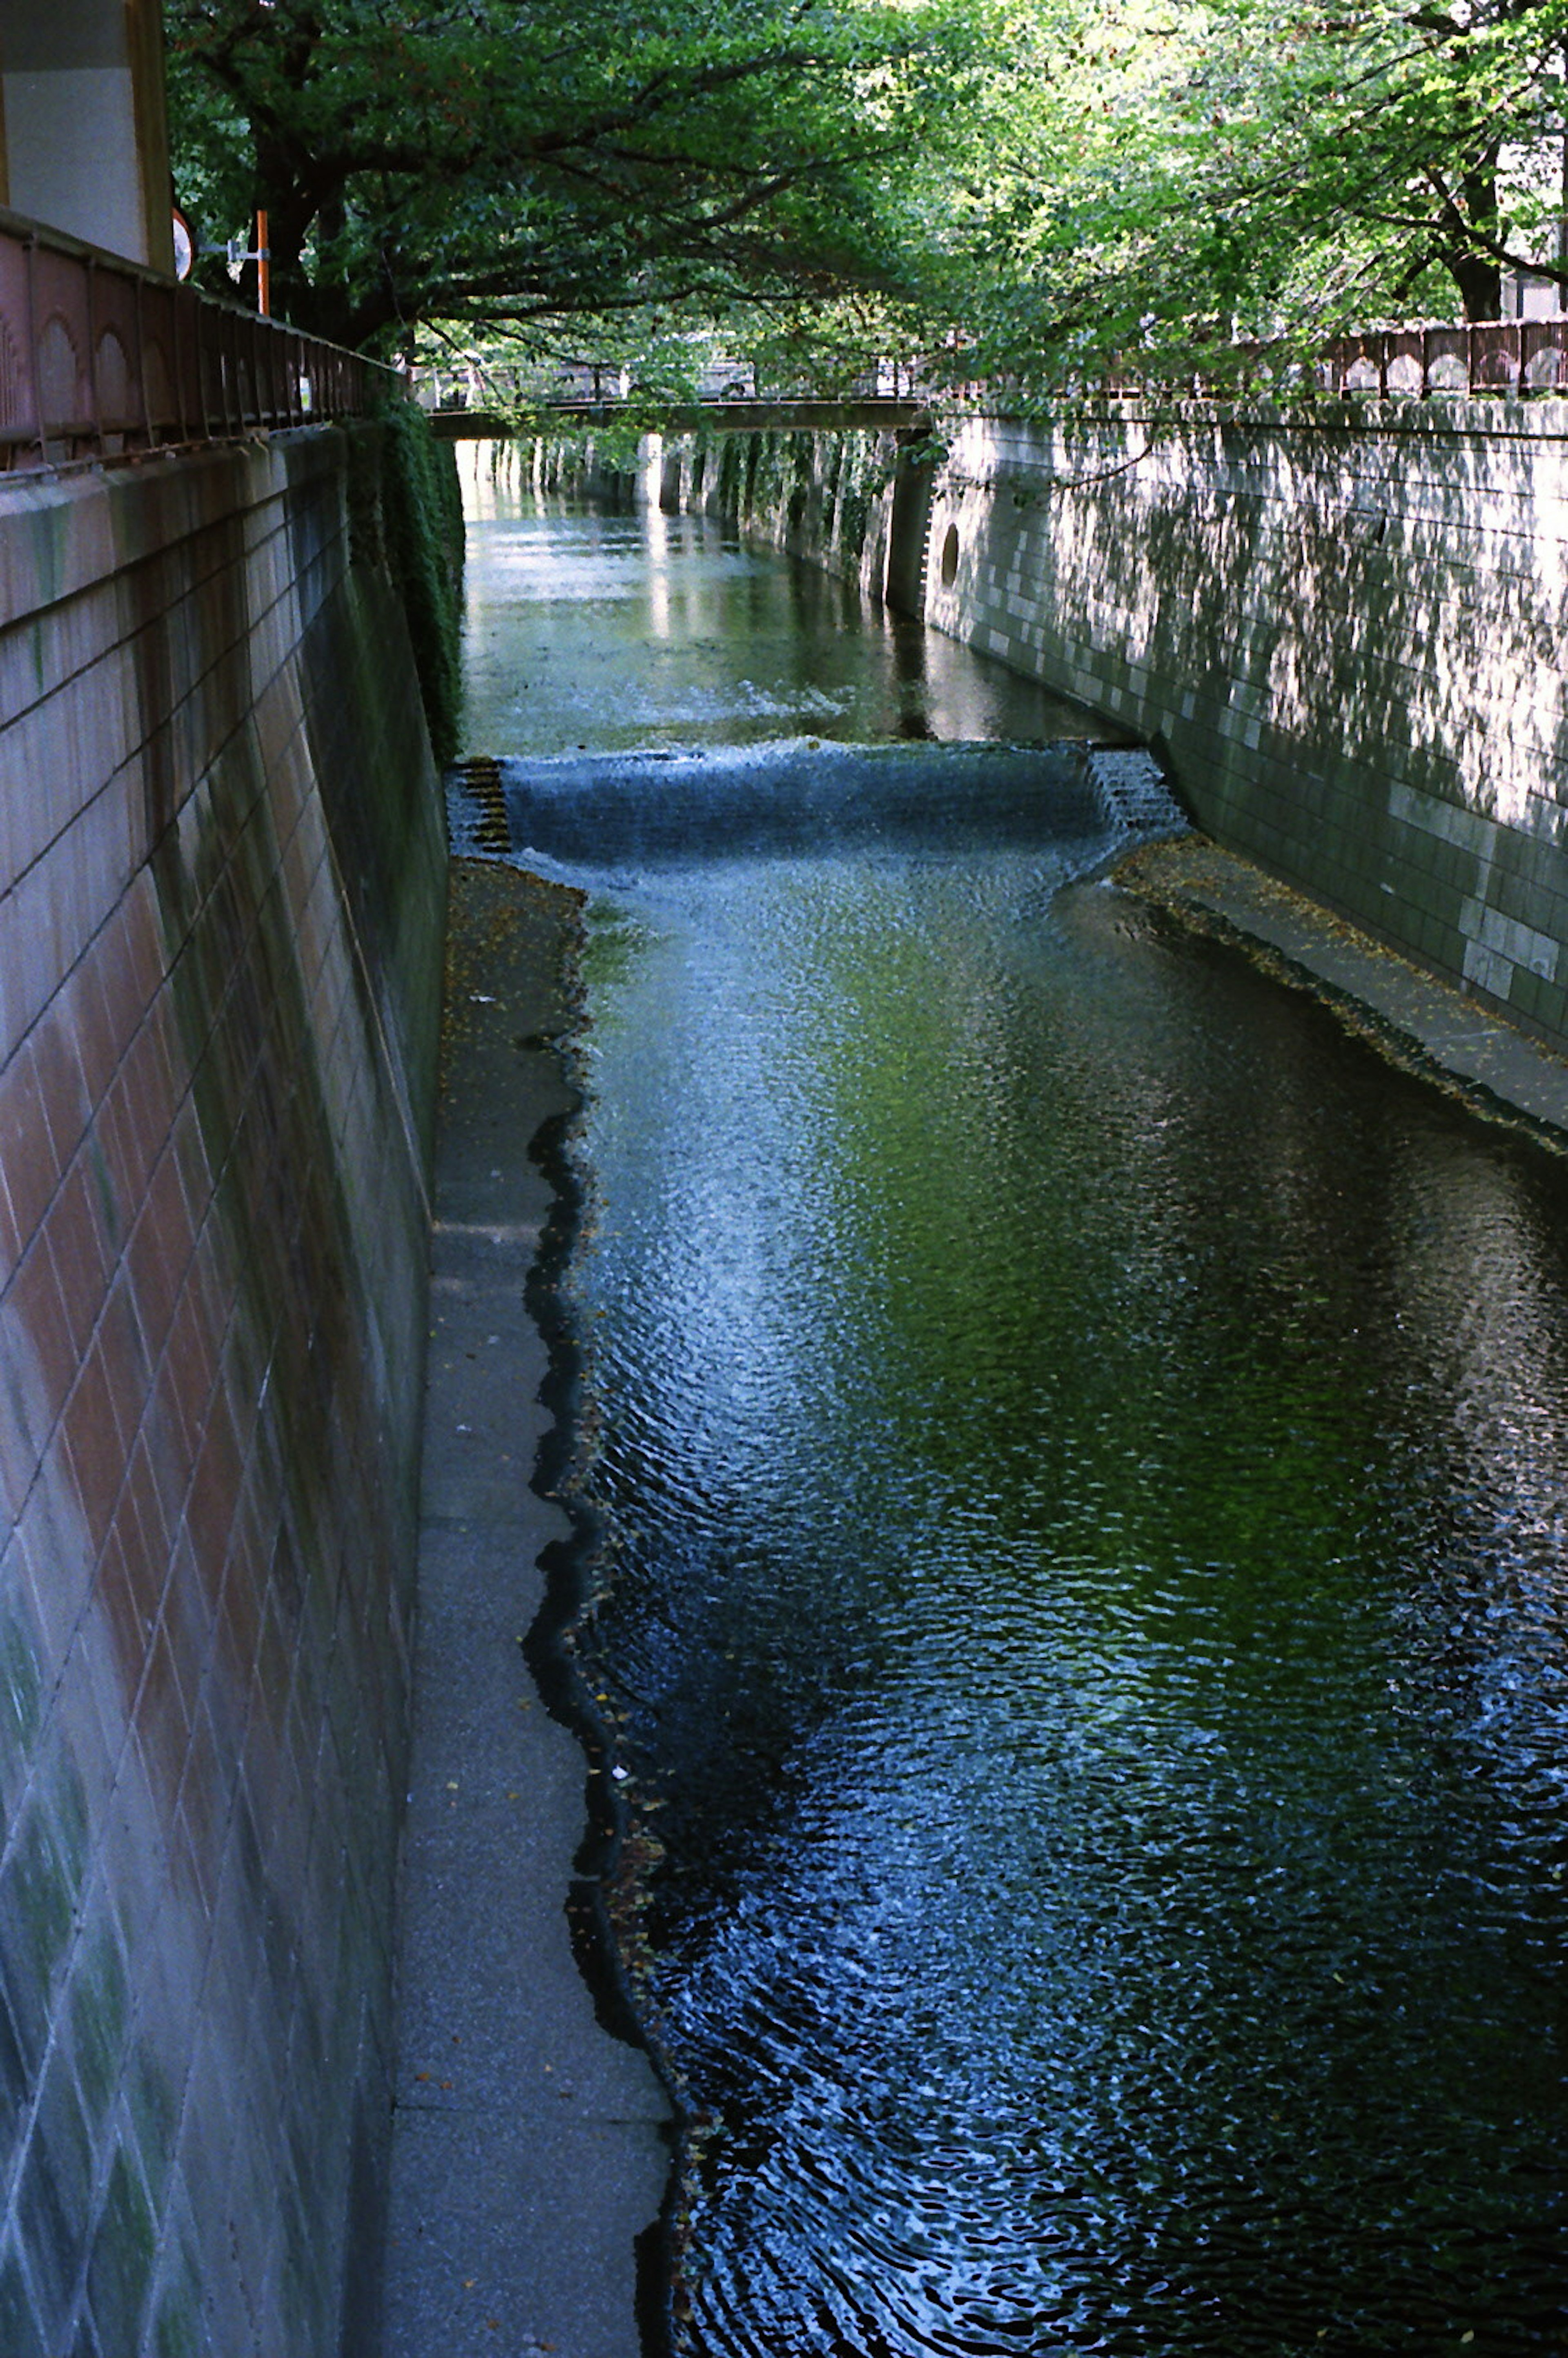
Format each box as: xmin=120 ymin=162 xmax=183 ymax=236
xmin=413 ymin=464 xmax=1568 ymax=2356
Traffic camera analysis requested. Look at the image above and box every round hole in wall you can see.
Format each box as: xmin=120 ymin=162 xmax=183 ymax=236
xmin=939 ymin=524 xmax=960 ymax=588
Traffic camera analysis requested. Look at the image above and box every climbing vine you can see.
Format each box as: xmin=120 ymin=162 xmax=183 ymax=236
xmin=374 ymin=399 xmax=466 ymax=765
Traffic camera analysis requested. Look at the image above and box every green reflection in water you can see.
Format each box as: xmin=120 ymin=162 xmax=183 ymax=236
xmin=572 ymin=850 xmax=1568 ymax=2358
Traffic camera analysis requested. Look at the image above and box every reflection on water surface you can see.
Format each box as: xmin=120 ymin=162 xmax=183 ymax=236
xmin=467 ymin=484 xmax=1568 ymax=2356
xmin=462 ymin=483 xmax=1117 ymax=754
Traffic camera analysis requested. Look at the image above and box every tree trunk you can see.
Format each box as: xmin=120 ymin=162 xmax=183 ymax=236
xmin=1447 ymin=248 xmax=1503 ymax=320
xmin=1440 ymin=155 xmax=1503 ymax=322
xmin=252 ymin=138 xmax=331 ymax=333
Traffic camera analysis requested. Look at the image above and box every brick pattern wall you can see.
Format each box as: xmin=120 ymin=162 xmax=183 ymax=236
xmin=922 ymin=403 xmax=1568 ymax=1046
xmin=0 ymin=431 xmax=445 ymax=2355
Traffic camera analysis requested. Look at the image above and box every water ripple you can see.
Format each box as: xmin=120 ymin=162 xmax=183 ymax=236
xmin=570 ymin=848 xmax=1568 ymax=2355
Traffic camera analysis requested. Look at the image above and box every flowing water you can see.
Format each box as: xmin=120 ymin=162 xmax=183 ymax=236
xmin=466 ymin=476 xmax=1568 ymax=2356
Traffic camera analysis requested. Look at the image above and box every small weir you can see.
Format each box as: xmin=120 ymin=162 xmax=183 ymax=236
xmin=449 ymin=737 xmax=1182 ymax=868
xmin=466 ymin=484 xmax=1568 ymax=2356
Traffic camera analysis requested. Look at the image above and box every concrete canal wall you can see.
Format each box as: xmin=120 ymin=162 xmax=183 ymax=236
xmin=0 ymin=426 xmax=446 ymax=2353
xmin=923 ymin=404 xmax=1568 ymax=1046
xmin=628 ymin=400 xmax=1568 ymax=1054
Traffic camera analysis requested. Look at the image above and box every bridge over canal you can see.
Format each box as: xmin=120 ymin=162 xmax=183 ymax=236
xmin=429 ymin=395 xmax=933 ymax=439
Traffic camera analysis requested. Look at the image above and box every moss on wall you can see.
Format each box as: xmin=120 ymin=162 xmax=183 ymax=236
xmin=686 ymin=423 xmax=893 ymax=590
xmin=354 ymin=403 xmax=466 ymax=766
xmin=514 ymin=419 xmax=898 ymax=604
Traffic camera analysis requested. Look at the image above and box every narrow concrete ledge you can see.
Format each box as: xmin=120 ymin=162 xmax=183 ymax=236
xmin=383 ymin=860 xmax=670 ymax=2358
xmin=1117 ymin=836 xmax=1568 ymax=1141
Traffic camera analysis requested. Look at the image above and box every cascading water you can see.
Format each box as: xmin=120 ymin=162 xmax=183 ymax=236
xmin=465 ymin=481 xmax=1568 ymax=2357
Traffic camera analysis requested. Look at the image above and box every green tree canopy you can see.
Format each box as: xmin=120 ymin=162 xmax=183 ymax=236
xmin=922 ymin=0 xmax=1568 ymax=389
xmin=165 ymin=0 xmax=1568 ymax=381
xmin=165 ymin=0 xmax=981 ymax=352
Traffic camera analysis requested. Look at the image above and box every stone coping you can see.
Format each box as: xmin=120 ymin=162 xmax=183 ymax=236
xmin=1116 ymin=835 xmax=1568 ymax=1144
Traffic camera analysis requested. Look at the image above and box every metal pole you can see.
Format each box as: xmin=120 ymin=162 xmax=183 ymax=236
xmin=133 ymin=272 xmax=149 ymax=450
xmin=1560 ymin=42 xmax=1568 ymax=311
xmin=85 ymin=258 xmax=100 ymax=451
xmin=24 ymin=233 xmax=43 ymax=465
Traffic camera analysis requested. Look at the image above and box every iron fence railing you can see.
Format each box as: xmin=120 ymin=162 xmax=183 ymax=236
xmin=1089 ymin=319 xmax=1568 ymax=402
xmin=0 ymin=205 xmax=383 ymax=471
xmin=416 ymin=324 xmax=1568 ymax=421
xmin=412 ymin=356 xmax=930 ymax=414
xmin=1310 ymin=319 xmax=1566 ymax=397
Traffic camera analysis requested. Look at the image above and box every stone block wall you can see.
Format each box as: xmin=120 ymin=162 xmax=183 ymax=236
xmin=923 ymin=402 xmax=1568 ymax=1045
xmin=564 ymin=401 xmax=1568 ymax=1037
xmin=0 ymin=427 xmax=446 ymax=2354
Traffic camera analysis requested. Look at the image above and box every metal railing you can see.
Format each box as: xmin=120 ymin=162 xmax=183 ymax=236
xmin=0 ymin=205 xmax=381 ymax=472
xmin=1089 ymin=319 xmax=1568 ymax=403
xmin=412 ymin=355 xmax=929 ymax=415
xmin=418 ymin=326 xmax=1568 ymax=423
xmin=1310 ymin=319 xmax=1567 ymax=398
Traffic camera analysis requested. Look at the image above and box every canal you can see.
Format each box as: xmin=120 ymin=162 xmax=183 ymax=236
xmin=466 ymin=469 xmax=1568 ymax=2356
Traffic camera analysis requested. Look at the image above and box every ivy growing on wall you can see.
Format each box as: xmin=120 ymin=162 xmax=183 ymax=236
xmin=374 ymin=401 xmax=466 ymax=766
xmin=833 ymin=434 xmax=886 ymax=568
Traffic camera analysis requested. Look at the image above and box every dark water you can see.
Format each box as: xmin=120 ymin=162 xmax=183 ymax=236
xmin=466 ymin=482 xmax=1568 ymax=2356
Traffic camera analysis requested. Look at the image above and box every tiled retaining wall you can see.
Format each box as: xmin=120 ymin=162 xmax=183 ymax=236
xmin=923 ymin=403 xmax=1568 ymax=1045
xmin=0 ymin=428 xmax=446 ymax=2354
